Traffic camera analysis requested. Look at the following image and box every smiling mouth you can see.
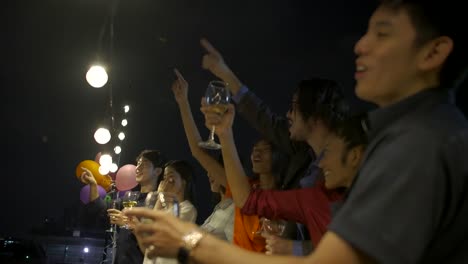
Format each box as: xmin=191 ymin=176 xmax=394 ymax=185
xmin=356 ymin=65 xmax=367 ymax=72
xmin=355 ymin=65 xmax=368 ymax=79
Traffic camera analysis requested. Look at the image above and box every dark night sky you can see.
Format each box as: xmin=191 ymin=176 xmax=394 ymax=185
xmin=2 ymin=0 xmax=465 ymax=238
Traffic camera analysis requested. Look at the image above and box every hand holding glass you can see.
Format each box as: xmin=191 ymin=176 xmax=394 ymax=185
xmin=121 ymin=191 xmax=140 ymax=229
xmin=142 ymin=191 xmax=180 ymax=263
xmin=198 ymin=80 xmax=230 ymax=150
xmin=144 ymin=191 xmax=180 ymax=217
xmin=255 ymin=217 xmax=286 ymax=237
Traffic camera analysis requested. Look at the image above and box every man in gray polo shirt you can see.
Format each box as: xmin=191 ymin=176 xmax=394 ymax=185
xmin=325 ymin=0 xmax=468 ymax=263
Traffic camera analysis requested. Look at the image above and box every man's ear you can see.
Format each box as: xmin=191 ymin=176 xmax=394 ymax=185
xmin=418 ymin=36 xmax=453 ymax=72
xmin=348 ymin=146 xmax=365 ymax=169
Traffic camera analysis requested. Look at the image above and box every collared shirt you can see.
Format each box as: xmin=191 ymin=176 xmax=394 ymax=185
xmin=201 ymin=198 xmax=235 ymax=242
xmin=329 ymin=88 xmax=468 ymax=264
xmin=299 ymin=149 xmax=322 ymax=188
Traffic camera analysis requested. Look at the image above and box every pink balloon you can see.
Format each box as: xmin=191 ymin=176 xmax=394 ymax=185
xmin=80 ymin=185 xmax=106 ymax=204
xmin=115 ymin=164 xmax=138 ymax=191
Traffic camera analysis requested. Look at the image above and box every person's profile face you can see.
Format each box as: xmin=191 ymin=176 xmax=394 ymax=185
xmin=159 ymin=166 xmax=184 ymax=195
xmin=286 ymin=94 xmax=308 ymax=140
xmin=250 ymin=140 xmax=273 ymax=174
xmin=135 ymin=157 xmax=155 ymax=183
xmin=353 ymin=5 xmax=424 ymax=107
xmin=318 ymin=135 xmax=355 ymax=189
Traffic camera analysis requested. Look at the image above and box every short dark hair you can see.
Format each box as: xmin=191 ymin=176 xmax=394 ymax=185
xmin=136 ymin=150 xmax=166 ymax=169
xmin=334 ymin=114 xmax=368 ymax=164
xmin=294 ymin=78 xmax=349 ymax=131
xmin=379 ymin=0 xmax=468 ymax=89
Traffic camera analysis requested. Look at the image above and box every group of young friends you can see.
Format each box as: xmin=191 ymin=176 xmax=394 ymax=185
xmin=80 ymin=0 xmax=468 ymax=263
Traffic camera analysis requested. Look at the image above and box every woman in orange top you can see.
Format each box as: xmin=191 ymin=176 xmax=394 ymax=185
xmin=172 ymin=68 xmax=287 ymax=252
xmin=220 ymin=137 xmax=289 ymax=252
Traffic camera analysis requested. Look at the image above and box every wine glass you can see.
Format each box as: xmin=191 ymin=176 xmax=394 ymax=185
xmin=144 ymin=191 xmax=180 ymax=217
xmin=254 ymin=217 xmax=286 ymax=237
xmin=142 ymin=191 xmax=179 ymax=263
xmin=261 ymin=218 xmax=286 ymax=237
xmin=121 ymin=191 xmax=140 ymax=229
xmin=198 ymin=80 xmax=231 ymax=150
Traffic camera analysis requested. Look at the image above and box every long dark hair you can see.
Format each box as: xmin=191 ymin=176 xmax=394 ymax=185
xmin=163 ymin=160 xmax=195 ymax=204
xmin=250 ymin=138 xmax=289 ymax=188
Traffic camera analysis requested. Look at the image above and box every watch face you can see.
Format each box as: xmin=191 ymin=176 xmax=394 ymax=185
xmin=183 ymin=231 xmax=204 ymax=249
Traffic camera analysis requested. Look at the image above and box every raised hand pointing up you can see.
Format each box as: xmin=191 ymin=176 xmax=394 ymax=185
xmin=200 ymin=38 xmax=243 ymax=95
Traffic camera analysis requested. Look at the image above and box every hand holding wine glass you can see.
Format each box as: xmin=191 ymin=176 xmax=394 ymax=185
xmin=261 ymin=218 xmax=286 ymax=237
xmin=263 ymin=234 xmax=294 ymax=255
xmin=259 ymin=218 xmax=287 ymax=255
xmin=121 ymin=191 xmax=140 ymax=229
xmin=123 ymin=207 xmax=199 ymax=259
xmin=201 ymin=100 xmax=235 ymax=136
xmin=198 ymin=80 xmax=231 ymax=150
xmin=254 ymin=217 xmax=286 ymax=237
xmin=144 ymin=191 xmax=180 ymax=218
xmin=140 ymin=191 xmax=180 ymax=262
xmin=107 ymin=208 xmax=127 ymax=227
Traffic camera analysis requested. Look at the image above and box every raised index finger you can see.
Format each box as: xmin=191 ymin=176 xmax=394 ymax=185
xmin=174 ymin=68 xmax=186 ymax=82
xmin=200 ymin=38 xmax=221 ymax=57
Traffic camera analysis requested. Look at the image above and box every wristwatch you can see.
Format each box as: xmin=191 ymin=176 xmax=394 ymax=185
xmin=177 ymin=230 xmax=205 ymax=264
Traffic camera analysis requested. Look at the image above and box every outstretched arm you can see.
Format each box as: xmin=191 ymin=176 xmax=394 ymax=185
xmin=125 ymin=208 xmax=375 ymax=264
xmin=172 ymin=69 xmax=227 ymax=187
xmin=200 ymin=38 xmax=306 ymax=155
xmin=202 ymin=104 xmax=251 ymax=208
xmin=200 ymin=38 xmax=243 ymax=96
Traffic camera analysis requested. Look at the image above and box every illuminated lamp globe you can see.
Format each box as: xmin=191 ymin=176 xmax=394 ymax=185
xmin=109 ymin=163 xmax=118 ymax=173
xmin=86 ymin=65 xmax=108 ymax=88
xmin=99 ymin=154 xmax=113 ymax=167
xmin=98 ymin=165 xmax=110 ymax=176
xmin=121 ymin=119 xmax=128 ymax=127
xmin=124 ymin=105 xmax=130 ymax=113
xmin=94 ymin=128 xmax=111 ymax=144
xmin=114 ymin=146 xmax=122 ymax=154
xmin=118 ymin=132 xmax=125 ymax=141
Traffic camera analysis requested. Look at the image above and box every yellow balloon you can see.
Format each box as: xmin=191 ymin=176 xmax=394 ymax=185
xmin=99 ymin=175 xmax=113 ymax=192
xmin=76 ymin=160 xmax=111 ymax=191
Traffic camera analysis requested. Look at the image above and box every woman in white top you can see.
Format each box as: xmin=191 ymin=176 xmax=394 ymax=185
xmin=200 ymin=169 xmax=235 ymax=242
xmin=171 ymin=69 xmax=234 ymax=242
xmin=141 ymin=160 xmax=198 ymax=264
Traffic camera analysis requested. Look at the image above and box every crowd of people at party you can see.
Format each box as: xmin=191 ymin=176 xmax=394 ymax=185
xmin=79 ymin=1 xmax=468 ymax=263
